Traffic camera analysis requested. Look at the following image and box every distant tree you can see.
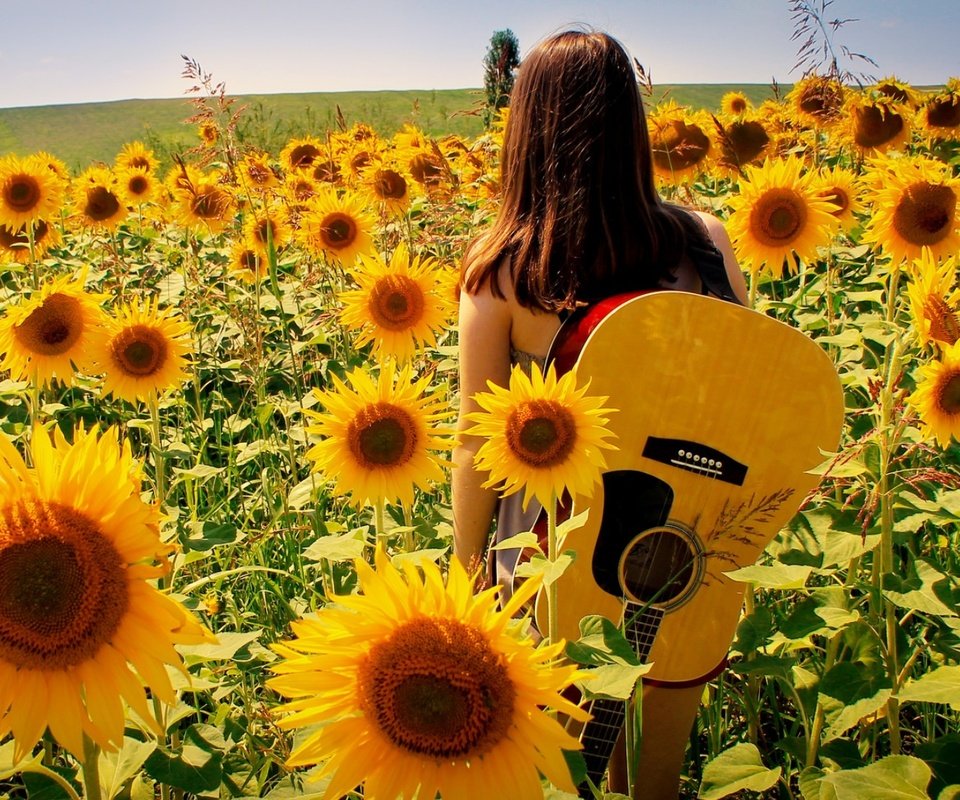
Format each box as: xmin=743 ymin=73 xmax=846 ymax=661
xmin=482 ymin=29 xmax=520 ymax=128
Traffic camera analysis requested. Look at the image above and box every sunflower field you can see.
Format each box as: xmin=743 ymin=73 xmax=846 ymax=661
xmin=1 ymin=68 xmax=960 ymax=800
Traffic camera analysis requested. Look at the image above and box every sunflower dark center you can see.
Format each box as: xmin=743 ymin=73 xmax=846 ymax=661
xmin=111 ymin=324 xmax=168 ymax=376
xmin=893 ymin=183 xmax=956 ymax=246
xmin=878 ymin=84 xmax=910 ymax=103
xmin=927 ymin=99 xmax=960 ymax=129
xmin=359 ymin=617 xmax=515 ymax=759
xmin=321 ymin=213 xmax=357 ymax=248
xmin=938 ymin=373 xmax=960 ymax=416
xmin=652 ymin=120 xmax=711 ymax=171
xmin=723 ymin=121 xmax=770 ymax=166
xmin=369 ymin=275 xmax=425 ymax=331
xmin=192 ymin=187 xmax=229 ymax=220
xmin=348 ymin=404 xmax=417 ymax=468
xmin=0 ymin=499 xmax=129 ymax=670
xmin=129 ymin=156 xmax=151 ymax=170
xmin=128 ymin=175 xmax=149 ymax=195
xmin=85 ymin=186 xmax=121 ymax=221
xmin=798 ymin=81 xmax=844 ymax=121
xmin=820 ymin=187 xmax=850 ymax=216
xmin=5 ymin=175 xmax=41 ymax=213
xmin=752 ymin=188 xmax=807 ymax=244
xmin=853 ymin=105 xmax=904 ymax=148
xmin=729 ymin=97 xmax=748 ymax=114
xmin=375 ymin=170 xmax=407 ymax=200
xmin=506 ymin=399 xmax=577 ymax=468
xmin=410 ymin=154 xmax=443 ymax=186
xmin=15 ymin=292 xmax=84 ymax=356
xmin=312 ymin=160 xmax=340 ymax=183
xmin=290 ymin=144 xmax=321 ymax=168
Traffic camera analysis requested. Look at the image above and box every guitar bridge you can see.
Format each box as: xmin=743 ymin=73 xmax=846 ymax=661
xmin=642 ymin=437 xmax=746 ymax=486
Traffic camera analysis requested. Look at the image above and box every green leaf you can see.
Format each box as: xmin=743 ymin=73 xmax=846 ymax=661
xmin=489 ymin=531 xmax=541 ymax=551
xmin=178 ymin=630 xmax=262 ymax=664
xmin=915 ymin=735 xmax=960 ymax=796
xmin=882 ymin=559 xmax=958 ymax=617
xmin=798 ymin=766 xmax=833 ymax=800
xmin=729 ymin=654 xmax=796 ymax=680
xmin=302 ymin=530 xmax=368 ymax=562
xmin=143 ymin=742 xmax=223 ymax=794
xmin=171 ymin=464 xmax=224 ymax=481
xmin=697 ymin=742 xmax=781 ymax=799
xmin=730 ymin=607 xmax=774 ymax=655
xmin=900 ymin=666 xmax=960 ymax=710
xmin=579 ymin=661 xmax=651 ymax=700
xmin=820 ymin=755 xmax=931 ymax=799
xmin=567 ymin=615 xmax=642 ymax=666
xmin=98 ymin=738 xmax=157 ymax=800
xmin=938 ymin=787 xmax=960 ymax=800
xmin=183 ymin=521 xmax=237 ymax=552
xmin=514 ymin=551 xmax=574 ymax=587
xmin=821 ymin=661 xmax=890 ymax=705
xmin=724 ymin=563 xmax=812 ymax=589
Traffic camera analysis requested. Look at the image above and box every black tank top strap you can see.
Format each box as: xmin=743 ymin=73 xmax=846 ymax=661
xmin=685 ymin=212 xmax=742 ymax=305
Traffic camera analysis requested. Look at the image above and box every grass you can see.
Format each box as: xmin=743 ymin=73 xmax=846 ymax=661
xmin=0 ymin=84 xmax=786 ymax=171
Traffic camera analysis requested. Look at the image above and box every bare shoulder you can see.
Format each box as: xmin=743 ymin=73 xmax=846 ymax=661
xmin=689 ymin=210 xmax=750 ymax=306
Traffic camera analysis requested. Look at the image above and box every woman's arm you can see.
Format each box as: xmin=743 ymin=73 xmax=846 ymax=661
xmin=692 ymin=210 xmax=750 ymax=306
xmin=452 ymin=276 xmax=513 ymax=568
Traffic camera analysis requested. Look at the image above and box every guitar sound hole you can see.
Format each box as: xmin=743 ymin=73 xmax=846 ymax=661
xmin=620 ymin=530 xmax=697 ymax=606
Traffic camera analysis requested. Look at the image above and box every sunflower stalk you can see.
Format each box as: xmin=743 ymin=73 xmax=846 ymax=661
xmin=546 ymin=490 xmax=560 ymax=657
xmin=80 ymin=735 xmax=103 ymax=800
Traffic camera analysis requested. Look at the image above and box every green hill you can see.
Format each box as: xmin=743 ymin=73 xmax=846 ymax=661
xmin=0 ymin=85 xmax=784 ymax=172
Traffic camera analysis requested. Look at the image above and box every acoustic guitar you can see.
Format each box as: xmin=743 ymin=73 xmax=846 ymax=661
xmin=524 ymin=291 xmax=844 ymax=795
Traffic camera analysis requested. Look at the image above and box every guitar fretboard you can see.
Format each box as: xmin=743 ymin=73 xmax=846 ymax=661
xmin=577 ymin=602 xmax=665 ymax=798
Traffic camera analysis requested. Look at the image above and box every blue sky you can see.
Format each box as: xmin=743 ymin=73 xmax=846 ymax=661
xmin=0 ymin=0 xmax=955 ymax=109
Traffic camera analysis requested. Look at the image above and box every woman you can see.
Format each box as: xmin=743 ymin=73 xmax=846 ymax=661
xmin=452 ymin=29 xmax=748 ymax=799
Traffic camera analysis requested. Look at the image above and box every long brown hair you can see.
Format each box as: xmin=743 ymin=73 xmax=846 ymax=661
xmin=462 ymin=29 xmax=706 ymax=311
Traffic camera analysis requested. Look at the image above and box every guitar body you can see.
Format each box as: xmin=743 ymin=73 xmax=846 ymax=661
xmin=532 ymin=291 xmax=844 ymax=685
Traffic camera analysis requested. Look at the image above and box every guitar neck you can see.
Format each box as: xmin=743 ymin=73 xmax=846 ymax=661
xmin=578 ymin=603 xmax=665 ymax=797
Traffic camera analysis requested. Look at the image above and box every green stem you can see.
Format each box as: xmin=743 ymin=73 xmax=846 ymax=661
xmin=375 ymin=499 xmax=387 ymax=548
xmin=806 ymin=631 xmax=842 ymax=767
xmin=748 ymin=269 xmax=759 ymax=308
xmin=546 ymin=491 xmax=559 ymax=649
xmin=80 ymin=735 xmax=103 ymax=800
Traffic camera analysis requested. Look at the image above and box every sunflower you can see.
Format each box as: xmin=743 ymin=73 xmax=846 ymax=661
xmin=268 ymin=544 xmax=586 ymax=800
xmin=94 ymin=299 xmax=192 ymax=403
xmin=297 ymin=189 xmax=375 ymax=267
xmin=35 ymin=151 xmax=71 ymax=183
xmin=0 ymin=274 xmax=104 ymax=386
xmin=72 ymin=166 xmax=127 ymax=231
xmin=787 ymin=74 xmax=846 ymax=128
xmin=280 ymin=136 xmax=326 ymax=172
xmin=339 ymin=244 xmax=456 ymax=361
xmin=726 ymin=156 xmax=838 ymax=275
xmin=169 ymin=166 xmax=235 ymax=235
xmin=198 ymin=121 xmax=219 ymax=146
xmin=237 ymin=151 xmax=279 ymax=194
xmin=0 ymin=219 xmax=62 ymax=265
xmin=305 ymin=363 xmax=450 ymax=508
xmin=115 ymin=141 xmax=158 ymax=174
xmin=874 ymin=75 xmax=921 ymax=108
xmin=720 ymin=91 xmax=752 ymax=116
xmin=917 ymin=78 xmax=960 ymax=141
xmin=361 ymin=163 xmax=412 ymax=217
xmin=862 ymin=157 xmax=960 ymax=267
xmin=117 ymin=166 xmax=157 ymax=208
xmin=242 ymin=202 xmax=292 ymax=257
xmin=907 ymin=248 xmax=960 ymax=349
xmin=308 ymin=157 xmax=342 ymax=185
xmin=908 ymin=342 xmax=960 ymax=447
xmin=393 ymin=123 xmax=429 ymax=151
xmin=342 ymin=144 xmax=383 ymax=184
xmin=841 ymin=93 xmax=911 ymax=155
xmin=0 ymin=154 xmax=65 ymax=232
xmin=407 ymin=150 xmax=450 ymax=194
xmin=466 ymin=362 xmax=617 ymax=511
xmin=280 ymin=173 xmax=320 ymax=214
xmin=228 ymin=243 xmax=267 ymax=283
xmin=0 ymin=425 xmax=212 ymax=763
xmin=810 ymin=166 xmax=865 ymax=232
xmin=648 ymin=102 xmax=714 ymax=181
xmin=716 ymin=115 xmax=771 ymax=173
